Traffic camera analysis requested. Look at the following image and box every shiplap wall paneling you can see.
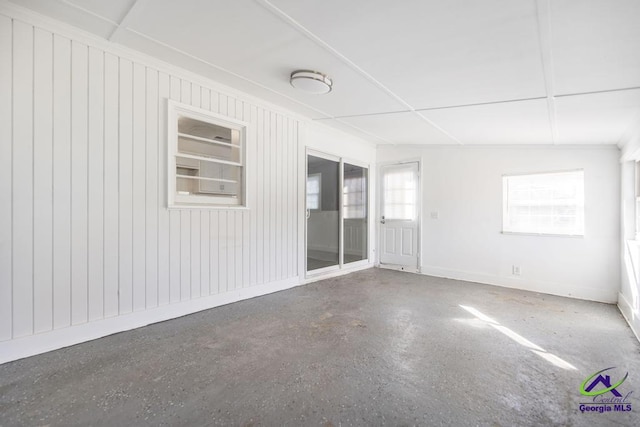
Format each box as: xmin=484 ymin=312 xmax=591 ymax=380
xmin=33 ymin=28 xmax=54 ymax=333
xmin=119 ymin=58 xmax=133 ymax=315
xmin=243 ymin=101 xmax=252 ymax=288
xmin=179 ymin=80 xmax=191 ymax=301
xmin=0 ymin=15 xmax=12 ymax=341
xmin=255 ymin=108 xmax=265 ymax=285
xmin=168 ymin=75 xmax=180 ymax=303
xmin=70 ymin=40 xmax=88 ymax=325
xmin=13 ymin=19 xmax=34 ymax=338
xmin=265 ymin=111 xmax=272 ymax=284
xmin=52 ymin=33 xmax=72 ymax=330
xmin=1 ymin=16 xmax=302 ymax=350
xmin=157 ymin=71 xmax=171 ymax=306
xmin=103 ymin=52 xmax=119 ymax=318
xmin=189 ymin=84 xmax=201 ymax=299
xmin=145 ymin=67 xmax=159 ymax=309
xmin=275 ymin=114 xmax=283 ymax=281
xmin=200 ymin=87 xmax=211 ymax=296
xmin=132 ymin=62 xmax=146 ymax=312
xmin=87 ymin=46 xmax=104 ymax=322
xmin=270 ymin=113 xmax=277 ymax=283
xmin=289 ymin=119 xmax=296 ymax=279
xmin=210 ymin=211 xmax=220 ymax=295
xmin=219 ymin=211 xmax=228 ymax=292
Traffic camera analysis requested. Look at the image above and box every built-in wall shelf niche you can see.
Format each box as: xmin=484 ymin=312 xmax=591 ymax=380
xmin=168 ymin=101 xmax=248 ymax=208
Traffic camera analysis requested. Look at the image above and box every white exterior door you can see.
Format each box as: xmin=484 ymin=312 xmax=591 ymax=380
xmin=380 ymin=162 xmax=419 ymax=268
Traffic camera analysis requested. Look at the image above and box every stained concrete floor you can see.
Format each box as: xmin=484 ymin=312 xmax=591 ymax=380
xmin=1 ymin=268 xmax=640 ymax=426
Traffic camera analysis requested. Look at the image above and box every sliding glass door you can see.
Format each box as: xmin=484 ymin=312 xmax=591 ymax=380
xmin=343 ymin=163 xmax=368 ymax=263
xmin=306 ymin=152 xmax=369 ymax=275
xmin=306 ymin=154 xmax=340 ymax=272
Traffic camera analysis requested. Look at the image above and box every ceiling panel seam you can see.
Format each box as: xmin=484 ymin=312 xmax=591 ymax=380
xmin=255 ymin=0 xmax=464 ymax=145
xmin=108 ymin=0 xmax=142 ymax=41
xmin=554 ymin=86 xmax=640 ymax=98
xmin=534 ymin=0 xmax=559 ymax=144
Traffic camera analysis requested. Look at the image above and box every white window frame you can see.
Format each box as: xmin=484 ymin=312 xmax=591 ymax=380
xmin=167 ymin=100 xmax=248 ymax=209
xmin=502 ymin=169 xmax=585 ymax=237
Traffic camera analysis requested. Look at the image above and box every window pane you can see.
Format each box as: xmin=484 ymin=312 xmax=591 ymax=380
xmin=503 ymin=170 xmax=584 ymax=235
xmin=383 ymin=167 xmax=416 ymax=220
xmin=177 ymin=135 xmax=240 ymax=163
xmin=307 ymin=174 xmax=321 ymax=210
xmin=343 ymin=163 xmax=368 ymax=263
xmin=177 ymin=117 xmax=240 ymax=163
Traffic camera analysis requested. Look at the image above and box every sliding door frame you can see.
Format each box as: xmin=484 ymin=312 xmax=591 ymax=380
xmin=305 ymin=148 xmax=370 ymax=278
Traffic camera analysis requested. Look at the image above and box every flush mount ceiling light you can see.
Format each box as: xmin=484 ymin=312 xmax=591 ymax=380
xmin=290 ymin=70 xmax=332 ymax=94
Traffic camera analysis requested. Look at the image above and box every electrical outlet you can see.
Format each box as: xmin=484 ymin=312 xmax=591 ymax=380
xmin=430 ymin=211 xmax=439 ymax=219
xmin=512 ymin=265 xmax=521 ymax=276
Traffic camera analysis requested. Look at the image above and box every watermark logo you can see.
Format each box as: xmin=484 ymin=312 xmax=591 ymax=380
xmin=579 ymin=367 xmax=633 ymax=414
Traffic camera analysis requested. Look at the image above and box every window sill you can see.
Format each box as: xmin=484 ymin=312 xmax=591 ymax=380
xmin=168 ymin=204 xmax=249 ymax=211
xmin=501 ymin=231 xmax=584 ymax=238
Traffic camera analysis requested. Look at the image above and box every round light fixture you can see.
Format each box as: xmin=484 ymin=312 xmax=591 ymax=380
xmin=290 ymin=70 xmax=332 ymax=94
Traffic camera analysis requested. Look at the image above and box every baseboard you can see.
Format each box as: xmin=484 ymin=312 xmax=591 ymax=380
xmin=419 ymin=266 xmax=618 ymax=304
xmin=618 ymin=292 xmax=640 ymax=343
xmin=0 ymin=277 xmax=300 ymax=365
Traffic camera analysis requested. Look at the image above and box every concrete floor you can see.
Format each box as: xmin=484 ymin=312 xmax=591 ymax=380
xmin=1 ymin=268 xmax=639 ymax=426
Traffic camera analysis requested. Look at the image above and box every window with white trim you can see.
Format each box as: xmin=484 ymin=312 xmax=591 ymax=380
xmin=306 ymin=173 xmax=321 ymax=210
xmin=503 ymin=170 xmax=584 ymax=236
xmin=168 ymin=101 xmax=247 ymax=208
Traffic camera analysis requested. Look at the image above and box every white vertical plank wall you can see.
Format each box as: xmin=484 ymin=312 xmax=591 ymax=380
xmin=0 ymin=15 xmax=13 ymax=341
xmin=0 ymin=15 xmax=303 ymax=363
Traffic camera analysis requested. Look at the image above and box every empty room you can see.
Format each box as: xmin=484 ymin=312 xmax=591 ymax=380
xmin=1 ymin=0 xmax=640 ymax=425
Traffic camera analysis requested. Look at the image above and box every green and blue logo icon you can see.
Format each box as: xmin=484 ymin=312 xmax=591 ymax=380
xmin=580 ymin=367 xmax=628 ymax=397
xmin=579 ymin=367 xmax=633 ymax=414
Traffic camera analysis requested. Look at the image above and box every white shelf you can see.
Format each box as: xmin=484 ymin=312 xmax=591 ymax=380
xmin=176 ymin=174 xmax=237 ymax=184
xmin=175 ymin=153 xmax=241 ymax=167
xmin=178 ymin=132 xmax=239 ymax=149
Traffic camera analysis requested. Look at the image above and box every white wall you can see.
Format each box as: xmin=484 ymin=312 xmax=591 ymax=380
xmin=377 ymin=145 xmax=620 ymax=303
xmin=618 ymin=137 xmax=640 ymax=340
xmin=0 ymin=8 xmax=376 ymax=363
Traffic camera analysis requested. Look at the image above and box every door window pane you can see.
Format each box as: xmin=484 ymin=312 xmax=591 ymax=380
xmin=383 ymin=165 xmax=417 ymax=220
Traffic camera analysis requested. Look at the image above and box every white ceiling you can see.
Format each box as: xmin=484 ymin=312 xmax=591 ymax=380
xmin=9 ymin=0 xmax=640 ymax=146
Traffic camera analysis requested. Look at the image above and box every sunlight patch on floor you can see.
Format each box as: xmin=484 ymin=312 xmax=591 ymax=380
xmin=459 ymin=304 xmax=577 ymax=370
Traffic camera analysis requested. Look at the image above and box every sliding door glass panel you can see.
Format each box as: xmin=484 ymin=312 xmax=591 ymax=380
xmin=343 ymin=163 xmax=368 ymax=263
xmin=307 ymin=155 xmax=340 ymax=272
